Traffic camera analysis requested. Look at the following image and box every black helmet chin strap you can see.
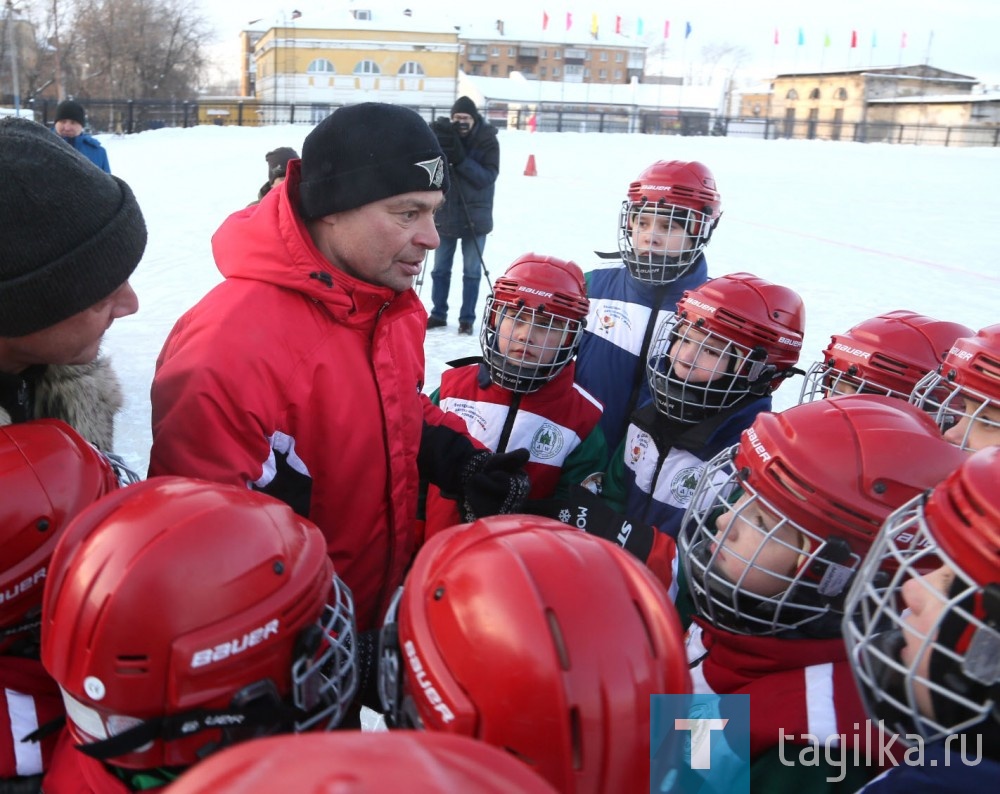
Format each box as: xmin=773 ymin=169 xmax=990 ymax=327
xmin=73 ymin=683 xmax=299 ymax=761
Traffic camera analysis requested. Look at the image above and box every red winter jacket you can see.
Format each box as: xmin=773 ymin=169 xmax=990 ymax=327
xmin=149 ymin=163 xmax=470 ymax=631
xmin=0 ymin=656 xmax=62 ymax=779
xmin=40 ymin=730 xmax=132 ymax=794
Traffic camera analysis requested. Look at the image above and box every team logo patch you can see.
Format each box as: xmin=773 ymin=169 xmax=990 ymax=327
xmin=530 ymin=422 xmax=564 ymax=460
xmin=670 ymin=466 xmax=704 ymax=505
xmin=628 ymin=432 xmax=652 ymax=465
xmin=596 ymin=303 xmax=631 ymax=334
xmin=415 ymin=157 xmax=446 ymax=188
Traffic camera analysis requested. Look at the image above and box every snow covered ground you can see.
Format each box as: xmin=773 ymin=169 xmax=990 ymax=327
xmin=98 ymin=121 xmax=1000 ymax=475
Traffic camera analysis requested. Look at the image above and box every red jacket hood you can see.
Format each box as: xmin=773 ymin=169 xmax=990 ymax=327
xmin=211 ymin=160 xmax=399 ymax=318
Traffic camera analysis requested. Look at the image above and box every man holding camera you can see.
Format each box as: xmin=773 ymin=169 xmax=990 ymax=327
xmin=427 ymin=96 xmax=500 ymax=335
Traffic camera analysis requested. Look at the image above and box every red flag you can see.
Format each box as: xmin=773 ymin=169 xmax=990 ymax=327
xmin=900 ymin=31 xmax=908 ymax=48
xmin=664 ymin=20 xmax=670 ymax=39
xmin=542 ymin=11 xmax=549 ymax=31
xmin=566 ymin=12 xmax=572 ymax=30
xmin=850 ymin=29 xmax=858 ymax=48
xmin=615 ymin=15 xmax=622 ymax=34
xmin=773 ymin=28 xmax=779 ymax=45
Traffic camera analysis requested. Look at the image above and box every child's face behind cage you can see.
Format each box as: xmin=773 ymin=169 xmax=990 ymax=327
xmin=629 ymin=207 xmax=694 ymax=259
xmin=496 ymin=309 xmax=570 ymax=367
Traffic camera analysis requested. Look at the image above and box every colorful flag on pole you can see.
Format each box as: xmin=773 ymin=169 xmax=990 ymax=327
xmin=542 ymin=11 xmax=549 ymax=31
xmin=850 ymin=30 xmax=858 ymax=48
xmin=798 ymin=28 xmax=804 ymax=46
xmin=637 ymin=18 xmax=644 ymax=36
xmin=591 ymin=13 xmax=599 ymax=37
xmin=773 ymin=28 xmax=779 ymax=45
xmin=615 ymin=15 xmax=622 ymax=35
xmin=824 ymin=32 xmax=831 ymax=47
xmin=871 ymin=31 xmax=877 ymax=48
xmin=566 ymin=12 xmax=572 ymax=31
xmin=664 ymin=20 xmax=670 ymax=39
xmin=900 ymin=31 xmax=908 ymax=48
xmin=685 ymin=21 xmax=692 ymax=39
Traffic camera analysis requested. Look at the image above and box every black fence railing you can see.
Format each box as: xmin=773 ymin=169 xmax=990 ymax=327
xmin=16 ymin=97 xmax=1000 ymax=148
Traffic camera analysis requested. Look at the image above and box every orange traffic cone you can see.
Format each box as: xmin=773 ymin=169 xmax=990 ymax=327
xmin=523 ymin=154 xmax=537 ymax=177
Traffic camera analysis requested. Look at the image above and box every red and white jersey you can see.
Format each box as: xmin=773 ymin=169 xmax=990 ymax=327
xmin=0 ymin=656 xmax=62 ymax=778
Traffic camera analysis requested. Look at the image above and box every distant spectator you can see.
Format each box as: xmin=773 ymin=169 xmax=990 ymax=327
xmin=255 ymin=146 xmax=299 ymax=203
xmin=53 ymin=99 xmax=111 ymax=173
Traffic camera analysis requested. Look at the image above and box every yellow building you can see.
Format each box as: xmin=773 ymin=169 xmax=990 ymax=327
xmin=242 ymin=9 xmax=459 ymax=121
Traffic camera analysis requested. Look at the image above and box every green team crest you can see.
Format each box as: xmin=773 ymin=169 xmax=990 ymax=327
xmin=530 ymin=422 xmax=564 ymax=460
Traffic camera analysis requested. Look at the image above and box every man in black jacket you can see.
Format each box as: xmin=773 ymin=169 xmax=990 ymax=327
xmin=427 ymin=96 xmax=499 ymax=335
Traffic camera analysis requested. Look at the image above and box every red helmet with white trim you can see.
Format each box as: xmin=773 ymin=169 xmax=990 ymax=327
xmin=163 ymin=732 xmax=560 ymax=793
xmin=378 ymin=514 xmax=690 ymax=794
xmin=910 ymin=323 xmax=1000 ymax=450
xmin=647 ymin=272 xmax=805 ymax=423
xmin=844 ymin=446 xmax=1000 ymax=753
xmin=0 ymin=419 xmax=118 ymax=654
xmin=617 ymin=160 xmax=722 ymax=284
xmin=481 ymin=253 xmax=589 ymax=393
xmin=679 ymin=395 xmax=967 ymax=636
xmin=41 ymin=477 xmax=357 ymax=770
xmin=800 ymin=310 xmax=972 ymax=403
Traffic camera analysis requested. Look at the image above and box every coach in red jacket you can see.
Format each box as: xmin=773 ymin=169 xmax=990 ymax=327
xmin=149 ymin=104 xmax=529 ymax=636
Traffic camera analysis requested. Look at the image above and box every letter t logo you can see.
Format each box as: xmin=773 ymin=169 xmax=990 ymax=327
xmin=674 ymin=718 xmax=729 ymax=769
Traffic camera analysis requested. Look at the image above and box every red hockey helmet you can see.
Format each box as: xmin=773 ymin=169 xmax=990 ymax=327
xmin=910 ymin=323 xmax=1000 ymax=450
xmin=800 ymin=310 xmax=973 ymax=403
xmin=41 ymin=477 xmax=357 ymax=769
xmin=481 ymin=253 xmax=590 ymax=393
xmin=617 ymin=160 xmax=723 ymax=284
xmin=378 ymin=514 xmax=690 ymax=794
xmin=679 ymin=395 xmax=968 ymax=636
xmin=163 ymin=731 xmax=560 ymax=793
xmin=0 ymin=419 xmax=118 ymax=653
xmin=844 ymin=446 xmax=1000 ymax=749
xmin=647 ymin=272 xmax=805 ymax=423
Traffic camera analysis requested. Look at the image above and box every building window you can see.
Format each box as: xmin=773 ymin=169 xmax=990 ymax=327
xmin=834 ymin=87 xmax=848 ymax=100
xmin=554 ymin=50 xmax=561 ymax=59
xmin=584 ymin=67 xmax=591 ymax=78
xmin=808 ymin=88 xmax=821 ymax=99
xmin=490 ymin=64 xmax=498 ymax=76
xmin=599 ymin=68 xmax=607 ymax=79
xmin=614 ymin=69 xmax=622 ymax=80
xmin=508 ymin=47 xmax=515 ymax=57
xmin=600 ymin=51 xmax=608 ymax=61
xmin=542 ymin=49 xmax=548 ymax=58
xmin=306 ymin=59 xmax=335 ymax=74
xmin=491 ymin=47 xmax=499 ymax=57
xmin=553 ymin=66 xmax=560 ymax=77
xmin=615 ymin=52 xmax=623 ymax=62
xmin=353 ymin=60 xmax=381 ymax=75
xmin=398 ymin=61 xmax=425 ymax=76
xmin=786 ymin=88 xmax=799 ymax=100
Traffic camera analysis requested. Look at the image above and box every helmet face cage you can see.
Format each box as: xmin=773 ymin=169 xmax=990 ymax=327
xmin=480 ymin=297 xmax=583 ymax=393
xmin=679 ymin=447 xmax=862 ymax=636
xmin=647 ymin=317 xmax=768 ymax=424
xmin=291 ymin=572 xmax=358 ymax=731
xmin=799 ymin=359 xmax=907 ymax=404
xmin=617 ymin=199 xmax=715 ymax=284
xmin=843 ymin=500 xmax=1000 ymax=744
xmin=911 ymin=370 xmax=1000 ymax=451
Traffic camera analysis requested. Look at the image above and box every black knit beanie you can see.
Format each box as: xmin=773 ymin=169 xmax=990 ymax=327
xmin=265 ymin=146 xmax=299 ymax=182
xmin=0 ymin=118 xmax=146 ymax=337
xmin=298 ymin=103 xmax=449 ymax=220
xmin=451 ymin=96 xmax=478 ymax=118
xmin=55 ymin=99 xmax=87 ymax=126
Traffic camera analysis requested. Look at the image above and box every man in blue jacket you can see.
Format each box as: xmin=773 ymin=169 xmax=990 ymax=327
xmin=53 ymin=99 xmax=111 ymax=173
xmin=427 ymin=96 xmax=499 ymax=336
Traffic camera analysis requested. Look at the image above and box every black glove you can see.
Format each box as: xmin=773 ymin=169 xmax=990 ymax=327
xmin=527 ymin=484 xmax=655 ymax=563
xmin=460 ymin=448 xmax=531 ymax=523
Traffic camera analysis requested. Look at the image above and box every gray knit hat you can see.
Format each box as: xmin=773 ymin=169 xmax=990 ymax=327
xmin=298 ymin=103 xmax=449 ymax=220
xmin=0 ymin=117 xmax=146 ymax=337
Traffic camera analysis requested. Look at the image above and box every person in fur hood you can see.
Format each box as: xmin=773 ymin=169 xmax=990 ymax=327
xmin=0 ymin=117 xmax=146 ymax=450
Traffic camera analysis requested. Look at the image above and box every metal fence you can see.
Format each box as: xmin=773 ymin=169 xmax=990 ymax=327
xmin=21 ymin=97 xmax=1000 ymax=148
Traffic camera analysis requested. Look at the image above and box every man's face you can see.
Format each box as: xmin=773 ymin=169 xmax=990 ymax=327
xmin=0 ymin=281 xmax=139 ymax=373
xmin=308 ymin=191 xmax=443 ymax=293
xmin=451 ymin=113 xmax=474 ymax=137
xmin=55 ymin=119 xmax=84 ymax=138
